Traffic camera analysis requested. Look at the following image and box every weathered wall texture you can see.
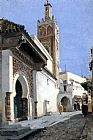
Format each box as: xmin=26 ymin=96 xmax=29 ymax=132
xmin=13 ymin=57 xmax=33 ymax=97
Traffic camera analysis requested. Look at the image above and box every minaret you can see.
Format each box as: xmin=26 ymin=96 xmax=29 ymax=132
xmin=37 ymin=0 xmax=60 ymax=79
xmin=44 ymin=0 xmax=52 ymax=21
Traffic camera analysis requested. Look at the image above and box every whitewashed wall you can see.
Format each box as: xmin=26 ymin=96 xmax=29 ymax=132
xmin=58 ymin=72 xmax=87 ymax=111
xmin=59 ymin=72 xmax=86 ymax=97
xmin=36 ymin=70 xmax=58 ymax=116
xmin=2 ymin=50 xmax=13 ymax=123
xmin=45 ymin=59 xmax=52 ymax=73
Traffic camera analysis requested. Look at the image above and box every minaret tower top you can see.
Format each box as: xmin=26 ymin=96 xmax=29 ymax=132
xmin=46 ymin=0 xmax=48 ymax=4
xmin=37 ymin=1 xmax=59 ymax=79
xmin=44 ymin=0 xmax=52 ymax=21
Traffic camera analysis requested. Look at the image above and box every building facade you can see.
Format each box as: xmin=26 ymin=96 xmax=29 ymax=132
xmin=0 ymin=0 xmax=60 ymax=126
xmin=31 ymin=36 xmax=59 ymax=117
xmin=89 ymin=47 xmax=93 ymax=112
xmin=1 ymin=1 xmax=90 ymax=128
xmin=58 ymin=72 xmax=86 ymax=111
xmin=0 ymin=19 xmax=47 ymax=126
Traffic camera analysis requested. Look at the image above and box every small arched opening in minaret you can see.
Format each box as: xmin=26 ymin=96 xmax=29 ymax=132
xmin=40 ymin=26 xmax=46 ymax=36
xmin=47 ymin=25 xmax=52 ymax=35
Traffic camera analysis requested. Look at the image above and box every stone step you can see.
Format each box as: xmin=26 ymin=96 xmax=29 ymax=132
xmin=0 ymin=127 xmax=36 ymax=140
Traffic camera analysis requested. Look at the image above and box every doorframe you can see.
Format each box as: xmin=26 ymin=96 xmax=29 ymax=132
xmin=13 ymin=73 xmax=30 ymax=121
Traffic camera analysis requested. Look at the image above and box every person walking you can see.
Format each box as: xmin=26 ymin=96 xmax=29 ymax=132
xmin=58 ymin=103 xmax=63 ymax=115
xmin=74 ymin=101 xmax=77 ymax=110
xmin=82 ymin=95 xmax=88 ymax=117
xmin=77 ymin=102 xmax=80 ymax=110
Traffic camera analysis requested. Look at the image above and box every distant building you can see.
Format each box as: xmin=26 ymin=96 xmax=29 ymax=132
xmin=89 ymin=47 xmax=93 ymax=112
xmin=58 ymin=72 xmax=87 ymax=111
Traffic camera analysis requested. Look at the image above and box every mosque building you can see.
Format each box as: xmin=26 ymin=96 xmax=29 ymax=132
xmin=0 ymin=0 xmax=59 ymax=126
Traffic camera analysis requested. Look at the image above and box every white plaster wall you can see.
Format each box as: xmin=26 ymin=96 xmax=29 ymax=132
xmin=60 ymin=73 xmax=86 ymax=96
xmin=45 ymin=59 xmax=52 ymax=72
xmin=67 ymin=72 xmax=86 ymax=84
xmin=59 ymin=82 xmax=73 ymax=94
xmin=67 ymin=72 xmax=86 ymax=98
xmin=36 ymin=71 xmax=58 ymax=116
xmin=72 ymin=85 xmax=86 ymax=98
xmin=2 ymin=50 xmax=13 ymax=93
xmin=2 ymin=50 xmax=13 ymax=123
xmin=60 ymin=72 xmax=86 ymax=85
xmin=59 ymin=72 xmax=87 ymax=111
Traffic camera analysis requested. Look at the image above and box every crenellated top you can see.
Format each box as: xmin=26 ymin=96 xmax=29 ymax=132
xmin=44 ymin=0 xmax=52 ymax=7
xmin=44 ymin=0 xmax=52 ymax=21
xmin=0 ymin=19 xmax=24 ymax=33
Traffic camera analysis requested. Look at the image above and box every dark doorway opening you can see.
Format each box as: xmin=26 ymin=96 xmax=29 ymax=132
xmin=14 ymin=79 xmax=28 ymax=121
xmin=61 ymin=97 xmax=70 ymax=112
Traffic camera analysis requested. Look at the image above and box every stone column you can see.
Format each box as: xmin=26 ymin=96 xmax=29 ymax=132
xmin=32 ymin=70 xmax=38 ymax=118
xmin=32 ymin=70 xmax=37 ymax=101
xmin=2 ymin=50 xmax=13 ymax=125
xmin=28 ymin=96 xmax=32 ymax=120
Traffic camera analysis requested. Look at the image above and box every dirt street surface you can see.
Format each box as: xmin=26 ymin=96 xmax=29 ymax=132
xmin=24 ymin=114 xmax=93 ymax=140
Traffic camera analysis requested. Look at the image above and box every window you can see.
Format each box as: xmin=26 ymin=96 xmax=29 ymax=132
xmin=63 ymin=80 xmax=67 ymax=84
xmin=64 ymin=85 xmax=67 ymax=91
xmin=46 ymin=7 xmax=48 ymax=11
xmin=47 ymin=79 xmax=49 ymax=85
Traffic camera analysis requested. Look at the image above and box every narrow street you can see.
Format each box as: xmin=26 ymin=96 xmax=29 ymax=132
xmin=25 ymin=114 xmax=93 ymax=140
xmin=1 ymin=112 xmax=93 ymax=139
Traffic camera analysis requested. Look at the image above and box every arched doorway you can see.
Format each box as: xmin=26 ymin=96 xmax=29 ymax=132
xmin=14 ymin=76 xmax=28 ymax=121
xmin=14 ymin=79 xmax=23 ymax=119
xmin=61 ymin=96 xmax=70 ymax=112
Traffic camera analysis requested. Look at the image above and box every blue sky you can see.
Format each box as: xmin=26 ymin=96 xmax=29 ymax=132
xmin=1 ymin=0 xmax=93 ymax=76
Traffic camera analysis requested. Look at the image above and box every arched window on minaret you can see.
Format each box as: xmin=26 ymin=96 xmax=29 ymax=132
xmin=39 ymin=27 xmax=46 ymax=36
xmin=47 ymin=25 xmax=52 ymax=35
